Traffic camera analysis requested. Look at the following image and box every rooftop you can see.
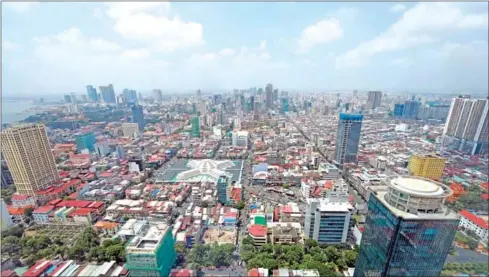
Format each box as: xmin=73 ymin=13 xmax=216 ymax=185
xmin=126 ymin=223 xmax=170 ymax=252
xmin=386 ymin=176 xmax=452 ymax=198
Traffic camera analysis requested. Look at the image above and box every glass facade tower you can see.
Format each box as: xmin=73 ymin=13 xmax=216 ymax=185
xmin=335 ymin=113 xmax=363 ymax=165
xmin=354 ymin=176 xmax=459 ymax=277
xmin=131 ymin=105 xmax=146 ymax=131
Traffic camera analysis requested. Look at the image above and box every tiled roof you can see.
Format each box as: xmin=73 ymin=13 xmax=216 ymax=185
xmin=459 ymin=210 xmax=489 ymax=229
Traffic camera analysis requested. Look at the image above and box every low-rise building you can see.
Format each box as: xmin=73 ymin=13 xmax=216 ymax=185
xmin=459 ymin=210 xmax=488 ymax=242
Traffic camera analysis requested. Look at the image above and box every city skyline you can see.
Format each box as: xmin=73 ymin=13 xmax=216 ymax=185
xmin=3 ymin=2 xmax=488 ymax=95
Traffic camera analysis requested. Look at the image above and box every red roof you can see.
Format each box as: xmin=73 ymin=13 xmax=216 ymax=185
xmin=248 ymin=269 xmax=259 ymax=277
xmin=8 ymin=206 xmax=33 ymax=216
xmin=48 ymin=199 xmax=63 ymax=206
xmin=249 ymin=224 xmax=267 ymax=237
xmin=11 ymin=194 xmax=32 ymax=201
xmin=459 ymin=210 xmax=489 ymax=229
xmin=55 ymin=200 xmax=92 ymax=208
xmin=1 ymin=270 xmax=17 ymax=277
xmin=33 ymin=205 xmax=55 ymax=214
xmin=170 ymin=269 xmax=193 ymax=277
xmin=23 ymin=260 xmax=53 ymax=277
xmin=482 ymin=194 xmax=489 ymax=201
xmin=70 ymin=208 xmax=95 ymax=216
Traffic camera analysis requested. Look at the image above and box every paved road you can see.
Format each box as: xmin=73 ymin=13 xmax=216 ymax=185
xmin=446 ymin=247 xmax=489 ymax=263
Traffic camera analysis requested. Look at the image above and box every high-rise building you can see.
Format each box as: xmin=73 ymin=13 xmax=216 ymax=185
xmin=442 ymin=97 xmax=488 ymax=155
xmin=125 ymin=222 xmax=176 ymax=277
xmin=99 ymin=84 xmax=116 ymax=103
xmin=74 ymin=131 xmax=96 ymax=152
xmin=86 ymin=85 xmax=98 ymax=102
xmin=366 ymin=91 xmax=382 ymax=110
xmin=217 ymin=175 xmax=230 ymax=204
xmin=354 ymin=176 xmax=458 ymax=277
xmin=281 ymin=98 xmax=289 ymax=114
xmin=393 ymin=103 xmax=405 ymax=117
xmin=265 ymin=83 xmax=273 ymax=108
xmin=335 ymin=113 xmax=363 ymax=165
xmin=116 ymin=145 xmax=125 ymax=160
xmin=1 ymin=124 xmax=60 ymax=196
xmin=408 ymin=154 xmax=446 ymax=180
xmin=191 ymin=116 xmax=200 ymax=138
xmin=232 ymin=131 xmax=249 ymax=148
xmin=304 ymin=198 xmax=353 ymax=245
xmin=402 ymin=100 xmax=420 ymax=119
xmin=131 ymin=105 xmax=145 ymax=131
xmin=70 ymin=92 xmax=78 ymax=104
xmin=123 ymin=89 xmax=138 ymax=104
xmin=152 ymin=89 xmax=163 ymax=102
xmin=1 ymin=160 xmax=14 ymax=188
xmin=122 ymin=123 xmax=140 ymax=137
xmin=64 ymin=94 xmax=72 ymax=103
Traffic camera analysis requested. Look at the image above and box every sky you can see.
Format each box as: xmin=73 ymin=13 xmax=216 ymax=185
xmin=2 ymin=2 xmax=488 ymax=96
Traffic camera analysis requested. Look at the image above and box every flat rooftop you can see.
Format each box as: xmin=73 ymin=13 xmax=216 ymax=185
xmin=126 ymin=223 xmax=170 ymax=252
xmin=374 ymin=191 xmax=459 ymax=220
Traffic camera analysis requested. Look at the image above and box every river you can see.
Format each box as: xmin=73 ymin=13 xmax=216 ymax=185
xmin=2 ymin=100 xmax=38 ymax=124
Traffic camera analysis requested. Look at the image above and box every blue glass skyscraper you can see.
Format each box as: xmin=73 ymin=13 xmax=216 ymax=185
xmin=403 ymin=101 xmax=420 ymax=119
xmin=354 ymin=176 xmax=459 ymax=277
xmin=335 ymin=113 xmax=363 ymax=165
xmin=393 ymin=103 xmax=405 ymax=117
xmin=131 ymin=105 xmax=145 ymax=131
xmin=74 ymin=131 xmax=96 ymax=152
xmin=86 ymin=85 xmax=98 ymax=102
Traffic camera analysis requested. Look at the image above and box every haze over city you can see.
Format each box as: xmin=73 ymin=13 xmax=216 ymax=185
xmin=2 ymin=2 xmax=488 ymax=96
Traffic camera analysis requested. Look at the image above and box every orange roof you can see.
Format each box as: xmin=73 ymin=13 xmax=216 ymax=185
xmin=8 ymin=205 xmax=33 ymax=216
xmin=94 ymin=221 xmax=120 ymax=229
xmin=459 ymin=210 xmax=489 ymax=229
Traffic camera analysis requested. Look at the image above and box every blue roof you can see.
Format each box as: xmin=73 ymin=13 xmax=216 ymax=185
xmin=339 ymin=113 xmax=363 ymax=121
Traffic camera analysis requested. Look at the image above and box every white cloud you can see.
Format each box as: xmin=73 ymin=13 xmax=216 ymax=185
xmin=390 ymin=4 xmax=406 ymax=13
xmin=218 ymin=48 xmax=236 ymax=57
xmin=104 ymin=2 xmax=204 ymax=53
xmin=390 ymin=57 xmax=411 ymax=67
xmin=297 ymin=18 xmax=343 ymax=54
xmin=336 ymin=3 xmax=488 ymax=68
xmin=3 ymin=2 xmax=39 ymax=13
xmin=121 ymin=48 xmax=150 ymax=59
xmin=3 ymin=41 xmax=20 ymax=51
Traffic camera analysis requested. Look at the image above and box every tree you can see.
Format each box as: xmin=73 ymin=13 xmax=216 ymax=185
xmin=324 ymin=246 xmax=340 ymax=262
xmin=2 ymin=226 xmax=24 ymax=238
xmin=467 ymin=238 xmax=479 ymax=250
xmin=304 ymin=239 xmax=318 ymax=252
xmin=235 ymin=201 xmax=245 ymax=210
xmin=175 ymin=242 xmax=187 ymax=256
xmin=105 ymin=244 xmax=125 ymax=262
xmin=242 ymin=235 xmax=254 ymax=245
xmin=343 ymin=250 xmax=357 ymax=267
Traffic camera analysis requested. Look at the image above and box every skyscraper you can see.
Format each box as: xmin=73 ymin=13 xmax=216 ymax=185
xmin=131 ymin=105 xmax=145 ymax=131
xmin=335 ymin=113 xmax=363 ymax=165
xmin=191 ymin=116 xmax=200 ymax=138
xmin=99 ymin=84 xmax=116 ymax=103
xmin=217 ymin=175 xmax=230 ymax=204
xmin=366 ymin=91 xmax=382 ymax=110
xmin=408 ymin=154 xmax=446 ymax=180
xmin=123 ymin=89 xmax=138 ymax=104
xmin=393 ymin=103 xmax=405 ymax=117
xmin=70 ymin=92 xmax=78 ymax=104
xmin=265 ymin=83 xmax=273 ymax=108
xmin=74 ymin=131 xmax=96 ymax=152
xmin=354 ymin=176 xmax=458 ymax=277
xmin=86 ymin=85 xmax=98 ymax=102
xmin=152 ymin=89 xmax=163 ymax=102
xmin=402 ymin=100 xmax=420 ymax=119
xmin=64 ymin=94 xmax=72 ymax=103
xmin=1 ymin=124 xmax=60 ymax=196
xmin=442 ymin=97 xmax=488 ymax=154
